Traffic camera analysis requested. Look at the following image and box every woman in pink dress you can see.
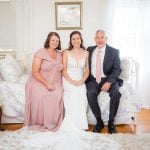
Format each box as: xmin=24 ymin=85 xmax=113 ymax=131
xmin=25 ymin=32 xmax=64 ymax=131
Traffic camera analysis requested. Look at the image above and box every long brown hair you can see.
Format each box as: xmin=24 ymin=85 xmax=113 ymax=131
xmin=44 ymin=32 xmax=61 ymax=50
xmin=68 ymin=31 xmax=86 ymax=50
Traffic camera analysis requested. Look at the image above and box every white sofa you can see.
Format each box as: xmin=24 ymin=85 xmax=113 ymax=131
xmin=0 ymin=53 xmax=27 ymax=123
xmin=0 ymin=52 xmax=141 ymax=124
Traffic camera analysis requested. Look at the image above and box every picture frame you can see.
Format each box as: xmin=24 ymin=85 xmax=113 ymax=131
xmin=55 ymin=2 xmax=82 ymax=30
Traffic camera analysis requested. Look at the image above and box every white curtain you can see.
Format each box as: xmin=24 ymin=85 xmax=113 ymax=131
xmin=13 ymin=0 xmax=34 ymax=72
xmin=14 ymin=0 xmax=33 ymax=60
xmin=106 ymin=0 xmax=150 ymax=108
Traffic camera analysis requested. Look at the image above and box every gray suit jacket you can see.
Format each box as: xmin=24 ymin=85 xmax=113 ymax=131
xmin=87 ymin=44 xmax=123 ymax=86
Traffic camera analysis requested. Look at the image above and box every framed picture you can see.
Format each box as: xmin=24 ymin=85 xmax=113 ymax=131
xmin=55 ymin=2 xmax=82 ymax=30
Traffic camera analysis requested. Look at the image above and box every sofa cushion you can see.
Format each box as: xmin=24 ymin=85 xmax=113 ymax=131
xmin=0 ymin=55 xmax=23 ymax=83
xmin=120 ymin=57 xmax=132 ymax=81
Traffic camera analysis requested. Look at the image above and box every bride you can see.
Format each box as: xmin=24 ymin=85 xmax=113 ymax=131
xmin=62 ymin=31 xmax=89 ymax=130
xmin=0 ymin=31 xmax=120 ymax=150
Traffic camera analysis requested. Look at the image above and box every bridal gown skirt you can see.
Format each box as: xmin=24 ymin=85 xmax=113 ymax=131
xmin=63 ymin=77 xmax=88 ymax=130
xmin=0 ymin=124 xmax=120 ymax=150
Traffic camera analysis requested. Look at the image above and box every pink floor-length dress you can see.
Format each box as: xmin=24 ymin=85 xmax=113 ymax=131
xmin=25 ymin=48 xmax=64 ymax=131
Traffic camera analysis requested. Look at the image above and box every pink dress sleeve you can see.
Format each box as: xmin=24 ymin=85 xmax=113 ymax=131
xmin=34 ymin=48 xmax=46 ymax=59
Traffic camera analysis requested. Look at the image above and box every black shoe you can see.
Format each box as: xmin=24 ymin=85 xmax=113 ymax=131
xmin=108 ymin=121 xmax=117 ymax=134
xmin=93 ymin=120 xmax=104 ymax=133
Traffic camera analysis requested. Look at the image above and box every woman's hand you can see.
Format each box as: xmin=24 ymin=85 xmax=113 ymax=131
xmin=70 ymin=80 xmax=84 ymax=86
xmin=46 ymin=83 xmax=55 ymax=90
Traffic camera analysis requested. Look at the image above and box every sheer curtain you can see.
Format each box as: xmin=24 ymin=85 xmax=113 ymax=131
xmin=13 ymin=0 xmax=34 ymax=72
xmin=106 ymin=0 xmax=150 ymax=108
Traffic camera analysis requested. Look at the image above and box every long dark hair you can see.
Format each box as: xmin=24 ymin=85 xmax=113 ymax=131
xmin=44 ymin=32 xmax=61 ymax=50
xmin=68 ymin=31 xmax=86 ymax=50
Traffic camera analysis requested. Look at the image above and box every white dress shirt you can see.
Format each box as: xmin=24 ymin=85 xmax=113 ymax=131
xmin=91 ymin=45 xmax=106 ymax=78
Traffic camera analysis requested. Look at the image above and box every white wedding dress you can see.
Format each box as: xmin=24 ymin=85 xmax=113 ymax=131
xmin=63 ymin=54 xmax=88 ymax=130
xmin=0 ymin=55 xmax=120 ymax=150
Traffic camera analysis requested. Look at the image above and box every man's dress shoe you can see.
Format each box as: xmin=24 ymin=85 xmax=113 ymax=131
xmin=108 ymin=122 xmax=117 ymax=134
xmin=93 ymin=121 xmax=104 ymax=133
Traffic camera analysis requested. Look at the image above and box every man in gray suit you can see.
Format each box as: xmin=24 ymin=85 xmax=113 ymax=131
xmin=86 ymin=30 xmax=123 ymax=133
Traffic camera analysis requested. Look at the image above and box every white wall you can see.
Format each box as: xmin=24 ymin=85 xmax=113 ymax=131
xmin=0 ymin=0 xmax=110 ymax=70
xmin=0 ymin=0 xmax=114 ymax=71
xmin=29 ymin=0 xmax=109 ymax=51
xmin=0 ymin=0 xmax=110 ymax=51
xmin=0 ymin=0 xmax=16 ymax=49
xmin=15 ymin=0 xmax=109 ymax=52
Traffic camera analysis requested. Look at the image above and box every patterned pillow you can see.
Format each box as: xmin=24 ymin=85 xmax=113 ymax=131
xmin=120 ymin=57 xmax=135 ymax=81
xmin=0 ymin=55 xmax=22 ymax=82
xmin=120 ymin=58 xmax=130 ymax=80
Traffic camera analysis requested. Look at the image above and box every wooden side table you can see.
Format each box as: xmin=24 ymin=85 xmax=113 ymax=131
xmin=0 ymin=106 xmax=5 ymax=131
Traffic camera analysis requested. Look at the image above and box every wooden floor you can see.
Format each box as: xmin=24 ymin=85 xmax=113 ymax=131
xmin=136 ymin=108 xmax=150 ymax=134
xmin=1 ymin=109 xmax=150 ymax=134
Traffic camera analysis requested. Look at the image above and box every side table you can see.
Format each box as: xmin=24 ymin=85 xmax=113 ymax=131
xmin=0 ymin=106 xmax=5 ymax=131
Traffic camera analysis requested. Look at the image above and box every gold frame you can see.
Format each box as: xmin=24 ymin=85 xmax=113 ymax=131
xmin=55 ymin=1 xmax=82 ymax=30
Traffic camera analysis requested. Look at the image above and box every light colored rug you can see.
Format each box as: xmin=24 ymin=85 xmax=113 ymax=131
xmin=0 ymin=129 xmax=150 ymax=150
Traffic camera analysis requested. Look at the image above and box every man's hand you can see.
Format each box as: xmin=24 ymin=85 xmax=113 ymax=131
xmin=101 ymin=82 xmax=112 ymax=92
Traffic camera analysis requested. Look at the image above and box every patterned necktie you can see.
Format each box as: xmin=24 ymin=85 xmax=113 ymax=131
xmin=96 ymin=50 xmax=101 ymax=83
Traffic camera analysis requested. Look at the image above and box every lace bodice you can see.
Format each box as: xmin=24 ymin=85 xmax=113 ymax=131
xmin=67 ymin=55 xmax=86 ymax=80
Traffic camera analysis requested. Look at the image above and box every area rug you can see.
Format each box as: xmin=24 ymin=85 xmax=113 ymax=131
xmin=0 ymin=128 xmax=150 ymax=150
